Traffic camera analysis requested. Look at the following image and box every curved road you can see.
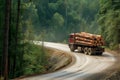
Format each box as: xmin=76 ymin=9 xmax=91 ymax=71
xmin=22 ymin=41 xmax=116 ymax=80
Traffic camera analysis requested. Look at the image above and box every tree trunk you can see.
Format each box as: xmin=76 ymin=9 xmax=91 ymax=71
xmin=13 ymin=0 xmax=21 ymax=77
xmin=3 ymin=0 xmax=11 ymax=80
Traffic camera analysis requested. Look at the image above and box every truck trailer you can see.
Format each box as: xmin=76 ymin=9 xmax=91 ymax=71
xmin=68 ymin=32 xmax=105 ymax=55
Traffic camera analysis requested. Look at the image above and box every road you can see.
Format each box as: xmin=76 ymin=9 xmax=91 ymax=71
xmin=22 ymin=41 xmax=116 ymax=80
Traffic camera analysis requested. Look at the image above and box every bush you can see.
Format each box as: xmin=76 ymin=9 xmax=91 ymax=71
xmin=23 ymin=43 xmax=49 ymax=75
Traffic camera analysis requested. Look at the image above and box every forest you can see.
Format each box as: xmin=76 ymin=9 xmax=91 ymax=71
xmin=0 ymin=0 xmax=120 ymax=79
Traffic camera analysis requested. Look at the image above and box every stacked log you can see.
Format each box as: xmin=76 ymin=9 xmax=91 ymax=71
xmin=74 ymin=32 xmax=104 ymax=46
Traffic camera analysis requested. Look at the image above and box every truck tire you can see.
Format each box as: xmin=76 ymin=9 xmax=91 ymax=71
xmin=98 ymin=52 xmax=103 ymax=55
xmin=84 ymin=47 xmax=88 ymax=55
xmin=78 ymin=47 xmax=84 ymax=53
xmin=81 ymin=47 xmax=84 ymax=53
xmin=88 ymin=48 xmax=92 ymax=55
xmin=69 ymin=44 xmax=76 ymax=52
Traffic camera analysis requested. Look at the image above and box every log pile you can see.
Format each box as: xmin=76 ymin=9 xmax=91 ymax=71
xmin=74 ymin=32 xmax=104 ymax=46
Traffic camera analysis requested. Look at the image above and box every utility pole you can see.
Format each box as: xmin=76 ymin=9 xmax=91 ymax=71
xmin=3 ymin=0 xmax=11 ymax=79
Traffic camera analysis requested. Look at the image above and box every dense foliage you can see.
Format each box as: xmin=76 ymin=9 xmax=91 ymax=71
xmin=32 ymin=0 xmax=100 ymax=42
xmin=0 ymin=0 xmax=120 ymax=79
xmin=22 ymin=43 xmax=48 ymax=75
xmin=0 ymin=0 xmax=49 ymax=79
xmin=98 ymin=0 xmax=120 ymax=49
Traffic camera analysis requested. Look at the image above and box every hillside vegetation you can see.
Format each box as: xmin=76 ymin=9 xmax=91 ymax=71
xmin=0 ymin=0 xmax=120 ymax=79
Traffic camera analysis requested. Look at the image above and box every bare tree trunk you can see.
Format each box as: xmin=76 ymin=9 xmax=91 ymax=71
xmin=3 ymin=0 xmax=11 ymax=80
xmin=13 ymin=0 xmax=21 ymax=77
xmin=15 ymin=0 xmax=20 ymax=47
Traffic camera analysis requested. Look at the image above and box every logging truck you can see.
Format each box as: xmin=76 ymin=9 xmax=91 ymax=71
xmin=68 ymin=32 xmax=105 ymax=55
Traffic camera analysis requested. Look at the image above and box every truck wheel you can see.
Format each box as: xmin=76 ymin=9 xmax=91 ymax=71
xmin=88 ymin=48 xmax=92 ymax=55
xmin=98 ymin=52 xmax=103 ymax=55
xmin=78 ymin=47 xmax=84 ymax=53
xmin=81 ymin=47 xmax=84 ymax=53
xmin=69 ymin=44 xmax=76 ymax=52
xmin=84 ymin=47 xmax=88 ymax=55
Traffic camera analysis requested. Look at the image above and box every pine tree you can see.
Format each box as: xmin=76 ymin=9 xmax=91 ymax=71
xmin=98 ymin=0 xmax=120 ymax=49
xmin=3 ymin=0 xmax=11 ymax=79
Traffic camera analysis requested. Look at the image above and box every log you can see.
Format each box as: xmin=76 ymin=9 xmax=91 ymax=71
xmin=75 ymin=33 xmax=96 ymax=40
xmin=75 ymin=37 xmax=94 ymax=43
xmin=73 ymin=32 xmax=105 ymax=46
xmin=75 ymin=40 xmax=95 ymax=46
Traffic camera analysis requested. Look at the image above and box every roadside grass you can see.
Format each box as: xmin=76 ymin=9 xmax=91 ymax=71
xmin=22 ymin=43 xmax=72 ymax=75
xmin=13 ymin=43 xmax=72 ymax=80
xmin=23 ymin=43 xmax=49 ymax=75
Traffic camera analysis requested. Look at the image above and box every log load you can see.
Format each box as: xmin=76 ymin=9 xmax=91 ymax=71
xmin=74 ymin=32 xmax=105 ymax=46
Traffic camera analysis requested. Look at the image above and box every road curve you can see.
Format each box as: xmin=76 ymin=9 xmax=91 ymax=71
xmin=22 ymin=41 xmax=116 ymax=80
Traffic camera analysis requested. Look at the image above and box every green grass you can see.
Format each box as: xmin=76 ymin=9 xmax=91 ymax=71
xmin=23 ymin=43 xmax=49 ymax=75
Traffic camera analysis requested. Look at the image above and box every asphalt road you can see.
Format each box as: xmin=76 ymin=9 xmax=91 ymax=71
xmin=22 ymin=41 xmax=116 ymax=80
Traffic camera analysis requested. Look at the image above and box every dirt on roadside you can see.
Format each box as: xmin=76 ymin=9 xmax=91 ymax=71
xmin=46 ymin=47 xmax=73 ymax=71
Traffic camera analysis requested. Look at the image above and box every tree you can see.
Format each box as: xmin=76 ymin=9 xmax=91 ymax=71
xmin=0 ymin=0 xmax=5 ymax=78
xmin=98 ymin=0 xmax=120 ymax=49
xmin=3 ymin=0 xmax=11 ymax=79
xmin=12 ymin=0 xmax=21 ymax=77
